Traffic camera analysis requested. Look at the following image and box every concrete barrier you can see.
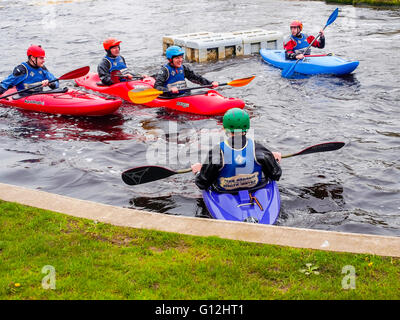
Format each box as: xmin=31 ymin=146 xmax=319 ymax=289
xmin=162 ymin=29 xmax=284 ymax=62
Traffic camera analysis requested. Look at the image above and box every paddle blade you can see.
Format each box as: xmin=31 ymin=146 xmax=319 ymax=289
xmin=110 ymin=70 xmax=123 ymax=83
xmin=282 ymin=142 xmax=345 ymax=158
xmin=122 ymin=166 xmax=178 ymax=185
xmin=282 ymin=62 xmax=297 ymax=79
xmin=226 ymin=76 xmax=255 ymax=87
xmin=59 ymin=66 xmax=90 ymax=80
xmin=326 ymin=8 xmax=339 ymax=27
xmin=128 ymin=88 xmax=164 ymax=104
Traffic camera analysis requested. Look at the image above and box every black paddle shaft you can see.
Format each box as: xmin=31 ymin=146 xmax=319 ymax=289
xmin=122 ymin=142 xmax=345 ymax=186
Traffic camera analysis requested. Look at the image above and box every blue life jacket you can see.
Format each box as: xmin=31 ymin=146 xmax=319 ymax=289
xmin=217 ymin=137 xmax=263 ymax=191
xmin=164 ymin=63 xmax=186 ymax=91
xmin=290 ymin=33 xmax=311 ymax=54
xmin=104 ymin=55 xmax=128 ymax=81
xmin=16 ymin=62 xmax=55 ymax=91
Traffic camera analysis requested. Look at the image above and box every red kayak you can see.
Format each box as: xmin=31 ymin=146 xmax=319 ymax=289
xmin=0 ymin=87 xmax=121 ymax=116
xmin=75 ymin=73 xmax=245 ymax=115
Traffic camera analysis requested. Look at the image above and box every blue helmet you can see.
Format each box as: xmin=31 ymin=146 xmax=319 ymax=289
xmin=166 ymin=45 xmax=184 ymax=59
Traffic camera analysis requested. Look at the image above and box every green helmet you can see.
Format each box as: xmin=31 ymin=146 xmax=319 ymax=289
xmin=222 ymin=108 xmax=250 ymax=132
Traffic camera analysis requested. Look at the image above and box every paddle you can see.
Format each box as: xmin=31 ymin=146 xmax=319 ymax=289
xmin=110 ymin=70 xmax=144 ymax=83
xmin=0 ymin=66 xmax=90 ymax=100
xmin=304 ymin=53 xmax=333 ymax=57
xmin=122 ymin=166 xmax=192 ymax=186
xmin=121 ymin=141 xmax=345 ymax=185
xmin=128 ymin=76 xmax=255 ymax=104
xmin=282 ymin=8 xmax=339 ymax=79
xmin=281 ymin=141 xmax=344 ymax=158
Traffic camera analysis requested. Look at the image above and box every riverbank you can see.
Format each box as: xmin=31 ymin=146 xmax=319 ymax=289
xmin=1 ymin=199 xmax=400 ymax=300
xmin=323 ymin=0 xmax=400 ymax=7
xmin=1 ymin=181 xmax=400 ymax=300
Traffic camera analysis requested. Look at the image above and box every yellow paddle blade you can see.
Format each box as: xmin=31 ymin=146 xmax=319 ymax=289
xmin=128 ymin=88 xmax=164 ymax=104
xmin=226 ymin=76 xmax=255 ymax=87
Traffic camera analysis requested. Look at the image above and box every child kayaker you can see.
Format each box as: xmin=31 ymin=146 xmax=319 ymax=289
xmin=191 ymin=108 xmax=282 ymax=191
xmin=154 ymin=45 xmax=218 ymax=95
xmin=0 ymin=45 xmax=59 ymax=96
xmin=284 ymin=20 xmax=325 ymax=60
xmin=98 ymin=38 xmax=148 ymax=85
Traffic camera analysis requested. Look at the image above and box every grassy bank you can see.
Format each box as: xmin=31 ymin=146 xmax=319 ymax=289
xmin=0 ymin=199 xmax=399 ymax=300
xmin=324 ymin=0 xmax=400 ymax=6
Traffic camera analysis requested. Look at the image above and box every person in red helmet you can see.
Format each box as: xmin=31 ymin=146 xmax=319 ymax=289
xmin=284 ymin=20 xmax=325 ymax=60
xmin=98 ymin=38 xmax=147 ymax=85
xmin=0 ymin=45 xmax=59 ymax=95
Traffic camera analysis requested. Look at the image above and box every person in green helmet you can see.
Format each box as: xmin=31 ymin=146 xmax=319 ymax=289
xmin=191 ymin=108 xmax=282 ymax=191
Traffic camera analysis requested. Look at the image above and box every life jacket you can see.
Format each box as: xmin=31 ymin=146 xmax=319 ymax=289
xmin=164 ymin=63 xmax=187 ymax=91
xmin=104 ymin=55 xmax=128 ymax=81
xmin=290 ymin=33 xmax=311 ymax=54
xmin=17 ymin=62 xmax=50 ymax=91
xmin=217 ymin=137 xmax=263 ymax=191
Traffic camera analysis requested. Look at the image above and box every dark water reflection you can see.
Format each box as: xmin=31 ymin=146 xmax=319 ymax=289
xmin=0 ymin=0 xmax=399 ymax=236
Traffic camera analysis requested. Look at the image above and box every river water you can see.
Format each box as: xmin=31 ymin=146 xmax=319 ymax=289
xmin=0 ymin=0 xmax=399 ymax=236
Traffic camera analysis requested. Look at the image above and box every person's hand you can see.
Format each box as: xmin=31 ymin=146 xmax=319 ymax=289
xmin=125 ymin=74 xmax=133 ymax=80
xmin=170 ymin=87 xmax=179 ymax=94
xmin=319 ymin=29 xmax=325 ymax=37
xmin=41 ymin=80 xmax=49 ymax=87
xmin=272 ymin=152 xmax=282 ymax=163
xmin=191 ymin=163 xmax=202 ymax=174
xmin=141 ymin=74 xmax=149 ymax=78
xmin=211 ymin=81 xmax=219 ymax=88
xmin=296 ymin=53 xmax=305 ymax=60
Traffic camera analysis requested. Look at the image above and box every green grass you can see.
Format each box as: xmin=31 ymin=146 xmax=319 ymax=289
xmin=0 ymin=199 xmax=399 ymax=300
xmin=324 ymin=0 xmax=400 ymax=6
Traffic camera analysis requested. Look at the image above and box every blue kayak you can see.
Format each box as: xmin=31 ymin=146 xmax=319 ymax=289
xmin=260 ymin=49 xmax=359 ymax=76
xmin=202 ymin=181 xmax=280 ymax=224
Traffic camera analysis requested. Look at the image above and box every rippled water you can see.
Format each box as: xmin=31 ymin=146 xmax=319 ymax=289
xmin=0 ymin=0 xmax=399 ymax=236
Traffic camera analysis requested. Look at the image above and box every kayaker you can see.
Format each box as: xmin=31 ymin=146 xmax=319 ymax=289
xmin=284 ymin=20 xmax=325 ymax=60
xmin=154 ymin=45 xmax=218 ymax=95
xmin=191 ymin=108 xmax=282 ymax=191
xmin=0 ymin=45 xmax=59 ymax=96
xmin=98 ymin=38 xmax=148 ymax=85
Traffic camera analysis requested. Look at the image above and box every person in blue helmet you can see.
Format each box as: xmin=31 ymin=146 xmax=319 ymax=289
xmin=191 ymin=108 xmax=282 ymax=191
xmin=154 ymin=45 xmax=218 ymax=95
xmin=0 ymin=45 xmax=59 ymax=96
xmin=98 ymin=38 xmax=148 ymax=85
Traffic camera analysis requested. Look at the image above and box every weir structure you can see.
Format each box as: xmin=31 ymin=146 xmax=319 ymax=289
xmin=162 ymin=29 xmax=283 ymax=62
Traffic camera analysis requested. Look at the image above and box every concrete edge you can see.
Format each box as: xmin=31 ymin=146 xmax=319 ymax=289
xmin=0 ymin=182 xmax=399 ymax=257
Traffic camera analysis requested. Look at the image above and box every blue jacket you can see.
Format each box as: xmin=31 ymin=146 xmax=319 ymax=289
xmin=97 ymin=54 xmax=131 ymax=85
xmin=164 ymin=63 xmax=186 ymax=91
xmin=0 ymin=62 xmax=58 ymax=93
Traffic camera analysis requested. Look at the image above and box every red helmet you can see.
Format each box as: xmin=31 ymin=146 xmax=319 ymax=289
xmin=103 ymin=38 xmax=122 ymax=51
xmin=27 ymin=45 xmax=45 ymax=58
xmin=290 ymin=20 xmax=303 ymax=32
